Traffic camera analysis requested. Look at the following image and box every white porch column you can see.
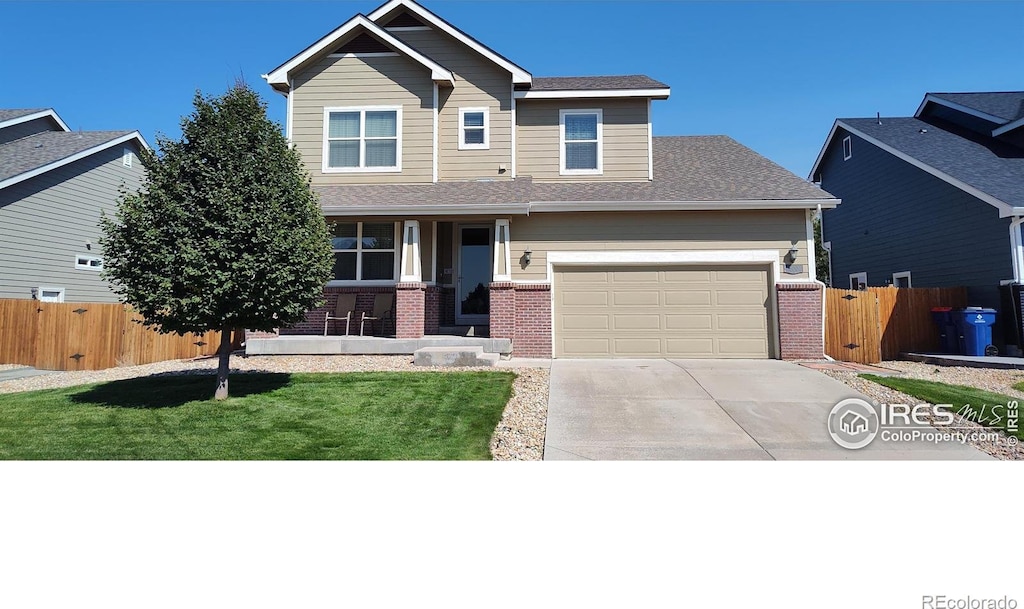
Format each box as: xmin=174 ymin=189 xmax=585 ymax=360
xmin=400 ymin=220 xmax=422 ymax=283
xmin=493 ymin=219 xmax=512 ymax=281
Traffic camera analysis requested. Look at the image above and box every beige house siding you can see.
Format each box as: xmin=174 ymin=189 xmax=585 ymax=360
xmin=292 ymin=54 xmax=434 ymax=185
xmin=509 ymin=210 xmax=810 ymax=282
xmin=516 ymin=100 xmax=649 ymax=182
xmin=390 ymin=28 xmax=513 ymax=181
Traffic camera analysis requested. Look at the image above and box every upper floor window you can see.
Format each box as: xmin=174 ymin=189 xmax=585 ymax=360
xmin=323 ymin=107 xmax=402 ymax=173
xmin=459 ymin=107 xmax=489 ymax=150
xmin=75 ymin=254 xmax=103 ymax=271
xmin=560 ymin=109 xmax=603 ymax=175
xmin=843 ymin=136 xmax=852 ymax=160
xmin=122 ymin=148 xmax=132 ymax=168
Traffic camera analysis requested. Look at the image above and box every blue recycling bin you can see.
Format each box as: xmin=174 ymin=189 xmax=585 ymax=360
xmin=954 ymin=307 xmax=997 ymax=356
xmin=930 ymin=307 xmax=959 ymax=354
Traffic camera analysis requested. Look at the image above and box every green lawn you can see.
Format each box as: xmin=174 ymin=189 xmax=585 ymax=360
xmin=861 ymin=374 xmax=1023 ymax=441
xmin=0 ymin=372 xmax=515 ymax=460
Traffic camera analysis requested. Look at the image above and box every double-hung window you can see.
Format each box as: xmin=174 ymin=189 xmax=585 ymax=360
xmin=560 ymin=109 xmax=603 ymax=175
xmin=324 ymin=107 xmax=401 ymax=172
xmin=331 ymin=222 xmax=398 ymax=282
xmin=458 ymin=107 xmax=489 ymax=150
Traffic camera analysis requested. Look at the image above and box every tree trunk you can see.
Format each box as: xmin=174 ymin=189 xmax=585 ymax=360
xmin=214 ymin=326 xmax=233 ymax=400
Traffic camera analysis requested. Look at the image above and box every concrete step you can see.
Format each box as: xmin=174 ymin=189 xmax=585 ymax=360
xmin=413 ymin=346 xmax=500 ymax=367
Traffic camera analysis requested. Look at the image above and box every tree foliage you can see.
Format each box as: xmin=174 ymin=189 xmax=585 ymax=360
xmin=813 ymin=213 xmax=830 ymax=285
xmin=101 ymin=84 xmax=332 ymax=398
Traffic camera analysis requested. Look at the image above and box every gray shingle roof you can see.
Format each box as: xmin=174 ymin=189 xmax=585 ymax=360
xmin=0 ymin=130 xmax=134 ymax=183
xmin=840 ymin=116 xmax=1024 ymax=207
xmin=530 ymin=75 xmax=668 ymax=91
xmin=930 ymin=92 xmax=1024 ymax=122
xmin=316 ymin=135 xmax=833 ymax=209
xmin=0 ymin=108 xmax=47 ymax=123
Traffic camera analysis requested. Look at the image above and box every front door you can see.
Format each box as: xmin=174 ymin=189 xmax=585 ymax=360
xmin=456 ymin=225 xmax=493 ymax=325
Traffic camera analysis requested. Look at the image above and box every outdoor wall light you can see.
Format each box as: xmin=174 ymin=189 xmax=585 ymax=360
xmin=524 ymin=247 xmax=532 ymax=265
xmin=787 ymin=247 xmax=799 ymax=263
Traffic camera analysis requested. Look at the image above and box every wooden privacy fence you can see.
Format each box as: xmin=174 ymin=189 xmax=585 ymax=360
xmin=0 ymin=299 xmax=223 ymax=371
xmin=825 ymin=286 xmax=968 ymax=363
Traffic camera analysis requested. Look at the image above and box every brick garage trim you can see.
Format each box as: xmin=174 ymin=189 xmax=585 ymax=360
xmin=489 ymin=282 xmax=552 ymax=358
xmin=776 ymin=282 xmax=824 ymax=360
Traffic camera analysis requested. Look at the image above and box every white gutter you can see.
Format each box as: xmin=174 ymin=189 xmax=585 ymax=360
xmin=320 ymin=203 xmax=531 ymax=216
xmin=514 ymin=88 xmax=671 ymax=100
xmin=529 ymin=199 xmax=840 ymax=213
xmin=1010 ymin=217 xmax=1024 ymax=283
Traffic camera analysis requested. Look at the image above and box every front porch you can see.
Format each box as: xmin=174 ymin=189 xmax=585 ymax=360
xmin=245 ymin=334 xmax=512 ymax=356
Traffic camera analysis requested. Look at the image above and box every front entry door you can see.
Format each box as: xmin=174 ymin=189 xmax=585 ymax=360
xmin=456 ymin=225 xmax=493 ymax=325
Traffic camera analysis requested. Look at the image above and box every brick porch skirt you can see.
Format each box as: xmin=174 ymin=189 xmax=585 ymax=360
xmin=489 ymin=282 xmax=552 ymax=358
xmin=280 ymin=286 xmax=396 ymax=336
xmin=776 ymin=282 xmax=825 ymax=360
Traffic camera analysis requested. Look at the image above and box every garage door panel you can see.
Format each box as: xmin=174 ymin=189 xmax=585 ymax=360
xmin=663 ymin=269 xmax=712 ymax=282
xmin=554 ymin=264 xmax=771 ymax=358
xmin=562 ymin=291 xmax=609 ymax=307
xmin=612 ymin=291 xmax=660 ymax=306
xmin=664 ymin=290 xmax=712 ymax=306
xmin=665 ymin=338 xmax=716 ymax=356
xmin=562 ymin=314 xmax=610 ymax=331
xmin=613 ymin=314 xmax=661 ymax=330
xmin=665 ymin=314 xmax=713 ymax=330
xmin=613 ymin=337 xmax=663 ymax=355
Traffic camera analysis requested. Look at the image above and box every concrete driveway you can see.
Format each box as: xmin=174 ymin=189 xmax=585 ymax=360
xmin=544 ymin=359 xmax=990 ymax=460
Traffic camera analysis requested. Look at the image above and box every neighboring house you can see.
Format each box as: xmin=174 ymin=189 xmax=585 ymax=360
xmin=809 ymin=92 xmax=1024 ymax=318
xmin=0 ymin=108 xmax=148 ymax=303
xmin=260 ymin=0 xmax=838 ymax=359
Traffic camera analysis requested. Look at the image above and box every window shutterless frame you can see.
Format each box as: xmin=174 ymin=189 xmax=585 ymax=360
xmin=559 ymin=108 xmax=603 ymax=175
xmin=328 ymin=221 xmax=401 ymax=285
xmin=892 ymin=271 xmax=912 ymax=288
xmin=75 ymin=254 xmax=103 ymax=271
xmin=843 ymin=136 xmax=852 ymax=161
xmin=322 ymin=106 xmax=403 ymax=173
xmin=849 ymin=272 xmax=867 ymax=290
xmin=458 ymin=107 xmax=490 ymax=150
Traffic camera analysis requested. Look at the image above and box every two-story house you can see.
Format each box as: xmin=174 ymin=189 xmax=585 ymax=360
xmin=260 ymin=0 xmax=838 ymax=359
xmin=810 ymin=91 xmax=1024 ymax=351
xmin=0 ymin=108 xmax=147 ymax=303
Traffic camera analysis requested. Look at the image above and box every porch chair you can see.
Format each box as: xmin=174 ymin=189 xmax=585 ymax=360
xmin=323 ymin=294 xmax=358 ymax=336
xmin=360 ymin=293 xmax=395 ymax=336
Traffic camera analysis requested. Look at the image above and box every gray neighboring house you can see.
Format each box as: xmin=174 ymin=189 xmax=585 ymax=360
xmin=0 ymin=108 xmax=148 ymax=303
xmin=809 ymin=92 xmax=1024 ymax=344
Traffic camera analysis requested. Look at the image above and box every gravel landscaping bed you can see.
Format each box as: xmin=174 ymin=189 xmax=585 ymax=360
xmin=0 ymin=364 xmax=28 ymax=371
xmin=0 ymin=354 xmax=549 ymax=461
xmin=820 ymin=361 xmax=1024 ymax=460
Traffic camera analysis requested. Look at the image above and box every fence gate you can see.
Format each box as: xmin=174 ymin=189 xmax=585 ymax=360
xmin=825 ymin=288 xmax=882 ymax=364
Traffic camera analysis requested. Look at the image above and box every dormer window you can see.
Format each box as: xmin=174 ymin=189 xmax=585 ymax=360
xmin=458 ymin=107 xmax=489 ymax=150
xmin=560 ymin=109 xmax=603 ymax=175
xmin=323 ymin=107 xmax=402 ymax=172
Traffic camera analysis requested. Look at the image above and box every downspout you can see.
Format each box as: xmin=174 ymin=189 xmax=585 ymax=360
xmin=815 ymin=203 xmax=835 ymax=361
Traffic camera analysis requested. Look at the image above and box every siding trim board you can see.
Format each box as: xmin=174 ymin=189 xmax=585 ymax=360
xmin=810 ymin=120 xmax=1024 ymax=217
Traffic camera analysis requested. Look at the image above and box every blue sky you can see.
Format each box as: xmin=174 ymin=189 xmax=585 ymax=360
xmin=3 ymin=1 xmax=1022 ymax=177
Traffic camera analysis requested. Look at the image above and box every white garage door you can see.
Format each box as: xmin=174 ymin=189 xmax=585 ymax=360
xmin=553 ymin=264 xmax=772 ymax=358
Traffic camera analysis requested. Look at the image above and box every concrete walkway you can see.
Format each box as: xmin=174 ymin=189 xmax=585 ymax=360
xmin=0 ymin=366 xmax=55 ymax=382
xmin=544 ymin=359 xmax=991 ymax=460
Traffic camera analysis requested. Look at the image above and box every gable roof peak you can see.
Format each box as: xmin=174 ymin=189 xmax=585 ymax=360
xmin=367 ymin=0 xmax=532 ymax=84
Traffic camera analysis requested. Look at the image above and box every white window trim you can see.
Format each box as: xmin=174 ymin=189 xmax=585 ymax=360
xmin=36 ymin=287 xmax=65 ymax=303
xmin=892 ymin=271 xmax=912 ymax=287
xmin=458 ymin=107 xmax=490 ymax=150
xmin=849 ymin=272 xmax=867 ymax=290
xmin=327 ymin=221 xmax=401 ymax=285
xmin=322 ymin=106 xmax=403 ymax=173
xmin=559 ymin=109 xmax=603 ymax=176
xmin=843 ymin=135 xmax=852 ymax=161
xmin=122 ymin=148 xmax=132 ymax=168
xmin=75 ymin=254 xmax=103 ymax=271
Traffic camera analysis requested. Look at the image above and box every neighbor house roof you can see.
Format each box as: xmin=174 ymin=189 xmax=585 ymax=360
xmin=928 ymin=92 xmax=1024 ymax=123
xmin=809 ymin=116 xmax=1024 ymax=217
xmin=0 ymin=108 xmax=47 ymax=123
xmin=317 ymin=135 xmax=836 ymax=215
xmin=0 ymin=129 xmax=148 ymax=189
